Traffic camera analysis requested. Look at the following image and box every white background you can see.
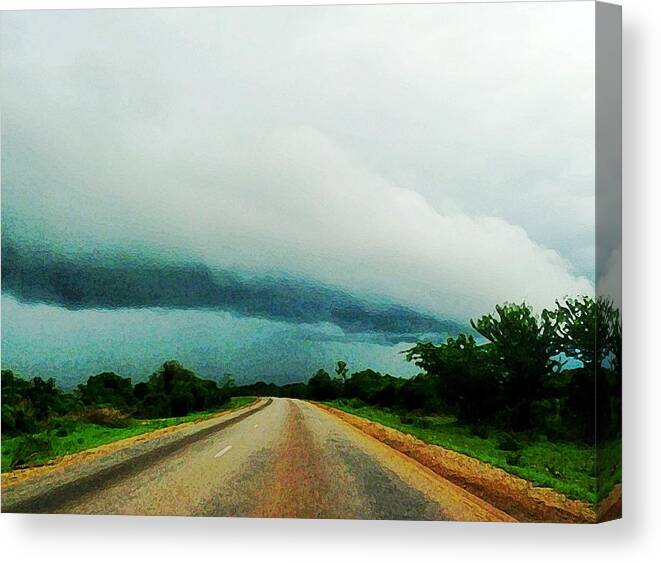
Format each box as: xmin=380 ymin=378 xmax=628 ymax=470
xmin=0 ymin=0 xmax=658 ymax=562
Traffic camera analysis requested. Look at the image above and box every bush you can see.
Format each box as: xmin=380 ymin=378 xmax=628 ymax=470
xmin=346 ymin=398 xmax=367 ymax=409
xmin=494 ymin=431 xmax=523 ymax=451
xmin=416 ymin=417 xmax=434 ymax=429
xmin=399 ymin=413 xmax=418 ymax=425
xmin=77 ymin=372 xmax=135 ymax=411
xmin=81 ymin=407 xmax=131 ymax=428
xmin=49 ymin=417 xmax=78 ymax=437
xmin=10 ymin=433 xmax=54 ymax=469
xmin=2 ymin=370 xmax=79 ymax=435
xmin=505 ymin=451 xmax=523 ymax=467
xmin=470 ymin=424 xmax=491 ymax=439
xmin=134 ymin=361 xmax=233 ymax=418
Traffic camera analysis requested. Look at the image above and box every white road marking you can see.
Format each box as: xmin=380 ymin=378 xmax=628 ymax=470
xmin=214 ymin=445 xmax=232 ymax=458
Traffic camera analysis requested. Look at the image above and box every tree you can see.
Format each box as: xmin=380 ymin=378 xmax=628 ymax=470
xmin=344 ymin=369 xmax=386 ymax=403
xmin=77 ymin=372 xmax=135 ymax=411
xmin=307 ymin=369 xmax=341 ymax=400
xmin=471 ymin=303 xmax=558 ymax=430
xmin=1 ymin=370 xmax=79 ymax=435
xmin=405 ymin=334 xmax=502 ymax=422
xmin=547 ymin=296 xmax=621 ymax=442
xmin=136 ymin=360 xmax=229 ymax=418
xmin=548 ymin=296 xmax=597 ymax=369
xmin=599 ymin=297 xmax=622 ymax=440
xmin=335 ymin=361 xmax=349 ymax=384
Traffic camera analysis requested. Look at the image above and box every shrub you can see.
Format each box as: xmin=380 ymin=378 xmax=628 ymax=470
xmin=494 ymin=431 xmax=523 ymax=451
xmin=49 ymin=417 xmax=77 ymax=437
xmin=399 ymin=413 xmax=417 ymax=425
xmin=470 ymin=424 xmax=491 ymax=439
xmin=346 ymin=398 xmax=366 ymax=409
xmin=81 ymin=407 xmax=131 ymax=428
xmin=412 ymin=416 xmax=434 ymax=429
xmin=10 ymin=433 xmax=54 ymax=469
xmin=505 ymin=451 xmax=522 ymax=467
xmin=77 ymin=372 xmax=135 ymax=411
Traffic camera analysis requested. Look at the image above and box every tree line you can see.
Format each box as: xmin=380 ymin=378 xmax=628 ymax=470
xmin=2 ymin=360 xmax=235 ymax=436
xmin=233 ymin=296 xmax=621 ymax=444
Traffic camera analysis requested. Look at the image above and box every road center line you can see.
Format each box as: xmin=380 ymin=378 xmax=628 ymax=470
xmin=214 ymin=445 xmax=232 ymax=458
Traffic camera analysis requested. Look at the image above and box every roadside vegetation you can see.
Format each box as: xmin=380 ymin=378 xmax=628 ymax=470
xmin=326 ymin=400 xmax=615 ymax=503
xmin=232 ymin=296 xmax=621 ymax=505
xmin=1 ymin=361 xmax=250 ymax=472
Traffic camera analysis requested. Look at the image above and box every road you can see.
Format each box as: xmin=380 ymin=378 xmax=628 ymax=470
xmin=2 ymin=398 xmax=512 ymax=521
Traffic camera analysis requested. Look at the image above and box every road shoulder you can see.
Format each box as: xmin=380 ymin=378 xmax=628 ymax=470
xmin=1 ymin=398 xmax=269 ymax=513
xmin=313 ymin=402 xmax=596 ymax=523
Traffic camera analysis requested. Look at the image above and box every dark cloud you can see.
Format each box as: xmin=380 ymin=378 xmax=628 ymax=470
xmin=1 ymin=242 xmax=464 ymax=340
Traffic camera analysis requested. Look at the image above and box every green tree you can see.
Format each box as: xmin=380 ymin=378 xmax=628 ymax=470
xmin=136 ymin=360 xmax=229 ymax=418
xmin=405 ymin=334 xmax=501 ymax=422
xmin=1 ymin=370 xmax=79 ymax=435
xmin=307 ymin=369 xmax=341 ymax=400
xmin=344 ymin=369 xmax=386 ymax=403
xmin=548 ymin=296 xmax=621 ymax=442
xmin=471 ymin=303 xmax=558 ymax=430
xmin=335 ymin=361 xmax=349 ymax=384
xmin=548 ymin=296 xmax=598 ymax=369
xmin=77 ymin=372 xmax=135 ymax=411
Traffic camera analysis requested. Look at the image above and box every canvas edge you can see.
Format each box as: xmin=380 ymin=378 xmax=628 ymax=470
xmin=595 ymin=0 xmax=622 ymax=524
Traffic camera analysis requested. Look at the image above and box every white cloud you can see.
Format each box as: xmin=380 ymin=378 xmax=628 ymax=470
xmin=1 ymin=3 xmax=595 ymax=321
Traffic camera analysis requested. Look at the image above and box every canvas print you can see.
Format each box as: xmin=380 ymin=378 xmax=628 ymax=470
xmin=0 ymin=1 xmax=621 ymax=523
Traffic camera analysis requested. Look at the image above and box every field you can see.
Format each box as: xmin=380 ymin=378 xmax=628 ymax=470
xmin=1 ymin=397 xmax=255 ymax=472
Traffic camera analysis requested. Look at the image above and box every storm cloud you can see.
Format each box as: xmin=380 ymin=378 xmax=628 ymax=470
xmin=1 ymin=4 xmax=596 ymax=382
xmin=2 ymin=242 xmax=462 ymax=340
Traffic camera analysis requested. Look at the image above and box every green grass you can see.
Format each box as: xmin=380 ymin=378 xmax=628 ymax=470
xmin=1 ymin=397 xmax=256 ymax=473
xmin=326 ymin=400 xmax=620 ymax=505
xmin=597 ymin=437 xmax=622 ymax=502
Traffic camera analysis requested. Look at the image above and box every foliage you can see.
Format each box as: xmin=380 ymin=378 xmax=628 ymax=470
xmin=9 ymin=433 xmax=54 ymax=469
xmin=1 ymin=361 xmax=235 ymax=436
xmin=471 ymin=303 xmax=559 ymax=430
xmin=1 ymin=397 xmax=256 ymax=472
xmin=335 ymin=361 xmax=349 ymax=383
xmin=1 ymin=370 xmax=80 ymax=435
xmin=134 ymin=361 xmax=234 ymax=418
xmin=405 ymin=335 xmax=503 ymax=423
xmin=80 ymin=407 xmax=132 ymax=428
xmin=306 ymin=369 xmax=342 ymax=400
xmin=77 ymin=372 xmax=135 ymax=411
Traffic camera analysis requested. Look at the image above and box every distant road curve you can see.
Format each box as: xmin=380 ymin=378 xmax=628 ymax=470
xmin=2 ymin=398 xmax=513 ymax=521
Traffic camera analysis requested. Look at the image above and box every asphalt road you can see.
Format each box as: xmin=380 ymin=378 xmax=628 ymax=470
xmin=3 ymin=398 xmax=512 ymax=521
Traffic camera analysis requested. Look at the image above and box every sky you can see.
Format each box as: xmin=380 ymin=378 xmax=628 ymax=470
xmin=1 ymin=3 xmax=597 ymax=386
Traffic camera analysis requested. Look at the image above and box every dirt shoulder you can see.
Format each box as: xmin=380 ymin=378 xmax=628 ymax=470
xmin=315 ymin=402 xmax=598 ymax=523
xmin=597 ymin=483 xmax=622 ymax=522
xmin=1 ymin=398 xmax=260 ymax=492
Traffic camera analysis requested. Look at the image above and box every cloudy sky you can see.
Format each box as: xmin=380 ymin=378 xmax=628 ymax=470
xmin=1 ymin=3 xmax=596 ymax=386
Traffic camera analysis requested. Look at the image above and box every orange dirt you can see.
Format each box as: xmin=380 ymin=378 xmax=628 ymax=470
xmin=315 ymin=403 xmax=600 ymax=523
xmin=597 ymin=483 xmax=622 ymax=522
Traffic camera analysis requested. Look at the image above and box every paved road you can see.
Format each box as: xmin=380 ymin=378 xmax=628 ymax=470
xmin=3 ymin=398 xmax=511 ymax=520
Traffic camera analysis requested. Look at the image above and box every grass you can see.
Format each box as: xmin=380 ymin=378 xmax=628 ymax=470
xmin=326 ymin=400 xmax=620 ymax=505
xmin=597 ymin=438 xmax=622 ymax=502
xmin=1 ymin=396 xmax=256 ymax=473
